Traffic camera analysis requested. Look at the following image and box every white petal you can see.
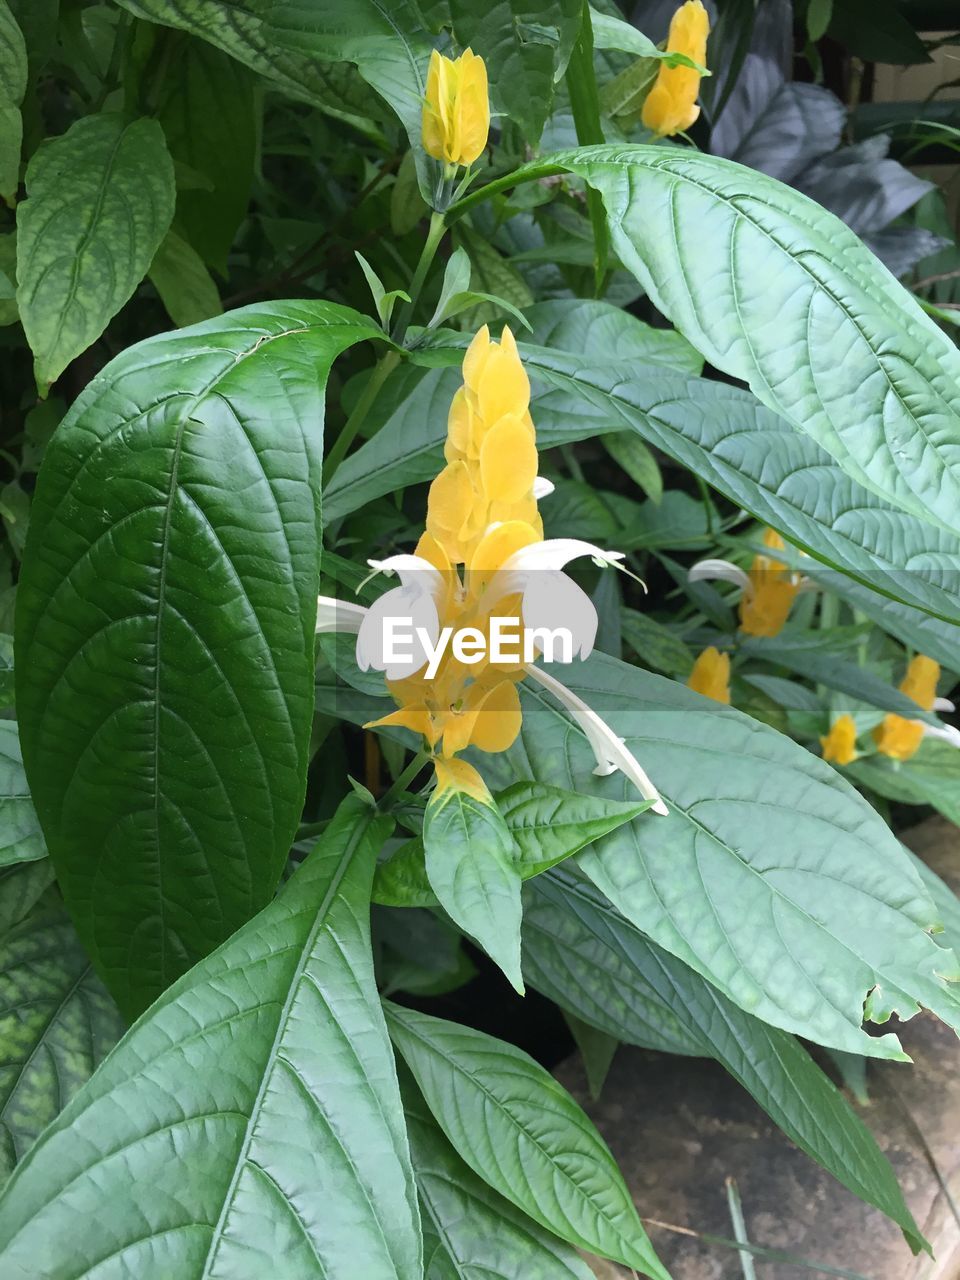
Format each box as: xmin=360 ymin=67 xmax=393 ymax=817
xmin=934 ymin=697 xmax=955 ymax=713
xmin=532 ymin=476 xmax=555 ymax=500
xmin=502 ymin=537 xmax=625 ymax=575
xmin=368 ymin=554 xmax=445 ymax=593
xmin=316 ymin=596 xmax=366 ymax=634
xmin=922 ymin=722 xmax=960 ymax=749
xmin=688 ymin=558 xmax=753 ymax=596
xmin=523 ymin=663 xmax=668 ymax=815
xmin=356 ymin=586 xmax=439 ymax=679
xmin=520 ymin=572 xmax=597 ymax=660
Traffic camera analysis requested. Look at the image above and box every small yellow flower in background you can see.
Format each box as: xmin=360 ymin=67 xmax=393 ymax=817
xmin=641 ymin=0 xmax=710 ymax=137
xmin=689 ymin=527 xmax=808 ymax=639
xmin=875 ymin=656 xmax=940 ymax=762
xmin=687 ymin=646 xmax=730 ymax=704
xmin=739 ymin=529 xmax=803 ymax=638
xmin=422 ymin=48 xmax=490 ymax=167
xmin=821 ymin=714 xmax=858 ymax=766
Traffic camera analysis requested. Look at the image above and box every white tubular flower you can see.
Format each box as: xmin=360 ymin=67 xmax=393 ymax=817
xmin=532 ymin=476 xmax=555 ymax=500
xmin=923 ymin=721 xmax=960 ymax=749
xmin=688 ymin=558 xmax=753 ymax=595
xmin=524 ymin=662 xmax=668 ymax=816
xmin=355 ymin=554 xmax=449 ymax=680
xmin=316 ymin=596 xmax=366 ymax=634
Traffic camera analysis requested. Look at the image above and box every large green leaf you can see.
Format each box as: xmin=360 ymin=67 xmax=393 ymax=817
xmin=0 ymin=861 xmax=53 ymax=938
xmin=0 ymin=797 xmax=423 ymax=1280
xmin=16 ymin=113 xmax=175 ymax=392
xmin=400 ymin=1066 xmax=595 ymax=1280
xmin=479 ymin=654 xmax=960 ymax=1058
xmin=524 ymin=868 xmax=925 ymax=1250
xmin=470 ymin=146 xmax=960 ymax=540
xmin=384 ymin=1001 xmax=669 ymax=1279
xmin=423 ymin=782 xmax=523 ymax=994
xmin=0 ymin=900 xmax=123 ymax=1184
xmin=15 ymin=301 xmax=381 ymax=1016
xmin=0 ymin=722 xmax=45 ymax=867
xmin=156 ymin=37 xmax=256 ymax=273
xmin=848 ymin=740 xmax=960 ymax=829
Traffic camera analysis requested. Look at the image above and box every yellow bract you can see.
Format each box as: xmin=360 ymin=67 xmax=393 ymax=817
xmin=367 ymin=325 xmax=542 ymax=775
xmin=422 ymin=48 xmax=490 ymax=167
xmin=739 ymin=528 xmax=802 ymax=638
xmin=687 ymin=646 xmax=730 ymax=704
xmin=874 ymin=655 xmax=939 ymax=762
xmin=820 ymin=714 xmax=858 ymax=766
xmin=641 ymin=0 xmax=710 ymax=137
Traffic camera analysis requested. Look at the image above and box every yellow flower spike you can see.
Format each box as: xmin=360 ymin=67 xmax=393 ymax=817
xmin=821 ymin=714 xmax=859 ymax=766
xmin=480 ymin=414 xmax=538 ymax=504
xmin=426 ymin=459 xmax=475 ymax=559
xmin=433 ymin=755 xmax=492 ymax=802
xmin=874 ymin=655 xmax=941 ymax=762
xmin=687 ymin=646 xmax=730 ymax=704
xmin=364 ymin=704 xmax=438 ymax=744
xmin=641 ymin=0 xmax=710 ymax=138
xmin=475 ymin=333 xmax=531 ymax=427
xmin=422 ymin=48 xmax=490 ymax=167
xmin=462 ymin=323 xmax=491 ymax=389
xmin=442 ymin=676 xmax=523 ymax=757
xmin=445 ymin=387 xmax=473 ymax=462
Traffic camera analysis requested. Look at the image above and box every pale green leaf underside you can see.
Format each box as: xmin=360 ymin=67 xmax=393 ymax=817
xmin=16 ymin=113 xmax=175 ymax=390
xmin=385 ymin=1001 xmax=668 ymax=1279
xmin=0 ymin=722 xmax=45 ymax=867
xmin=0 ymin=799 xmax=423 ymax=1280
xmin=15 ymin=302 xmax=381 ymax=1016
xmin=524 ymin=869 xmax=924 ymax=1250
xmin=0 ymin=902 xmax=123 ymax=1185
xmin=536 ymin=145 xmax=960 ymax=542
xmin=479 ymin=654 xmax=960 ymax=1059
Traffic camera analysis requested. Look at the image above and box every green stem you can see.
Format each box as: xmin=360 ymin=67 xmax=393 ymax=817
xmin=445 ymin=162 xmax=568 ymax=225
xmin=379 ymin=749 xmax=431 ymax=810
xmin=322 ymin=348 xmax=401 ymax=484
xmin=565 ymin=1 xmax=609 ymax=293
xmin=391 ymin=210 xmax=446 ymax=341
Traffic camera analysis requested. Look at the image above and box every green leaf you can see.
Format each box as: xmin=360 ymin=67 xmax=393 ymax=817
xmin=15 ymin=301 xmax=381 ymax=1016
xmin=806 ymin=0 xmax=833 ymax=42
xmin=562 ymin=1010 xmax=618 ymax=1101
xmin=0 ymin=0 xmax=26 ymax=204
xmin=374 ymin=782 xmax=647 ymax=907
xmin=483 ymin=654 xmax=960 ymax=1059
xmin=423 ymin=781 xmax=524 ymax=993
xmin=0 ymin=797 xmax=424 ymax=1279
xmin=400 ymin=1065 xmax=595 ymax=1280
xmin=149 ymin=228 xmax=223 ymax=328
xmin=0 ymin=231 xmax=16 ymax=326
xmin=156 ymin=37 xmax=256 ymax=273
xmin=524 ymin=868 xmax=925 ymax=1252
xmin=0 ymin=860 xmax=53 ymax=938
xmin=355 ymin=250 xmax=409 ymax=330
xmin=738 ymin=632 xmax=941 ymax=725
xmin=0 ymin=722 xmax=44 ymax=868
xmin=848 ymin=740 xmax=960 ymax=828
xmin=589 ymin=7 xmax=708 ymax=72
xmin=0 ymin=900 xmax=124 ymax=1184
xmin=496 ymin=780 xmax=649 ymax=875
xmin=603 ymin=433 xmax=662 ymax=503
xmin=266 ymin=0 xmax=437 ymax=199
xmin=827 ymin=0 xmax=929 ymax=65
xmin=466 ymin=146 xmax=960 ymax=541
xmin=620 ymin=609 xmax=694 ymax=677
xmin=384 ymin=1001 xmax=669 ymax=1279
xmin=525 ymin=298 xmax=703 ymax=373
xmin=16 ymin=113 xmax=175 ymax=392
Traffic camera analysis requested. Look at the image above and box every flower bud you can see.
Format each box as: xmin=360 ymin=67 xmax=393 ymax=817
xmin=422 ymin=48 xmax=490 ymax=167
xmin=641 ymin=0 xmax=710 ymax=138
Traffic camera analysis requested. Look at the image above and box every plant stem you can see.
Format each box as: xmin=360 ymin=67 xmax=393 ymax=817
xmin=379 ymin=748 xmax=431 ymax=810
xmin=566 ymin=1 xmax=609 ymax=294
xmin=445 ymin=162 xmax=568 ymax=224
xmin=322 ymin=348 xmax=401 ymax=485
xmin=391 ymin=210 xmax=446 ymax=341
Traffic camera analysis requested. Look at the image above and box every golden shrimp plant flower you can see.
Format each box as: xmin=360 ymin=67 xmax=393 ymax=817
xmin=820 ymin=714 xmax=859 ymax=766
xmin=422 ymin=48 xmax=490 ymax=168
xmin=687 ymin=646 xmax=730 ymax=704
xmin=641 ymin=0 xmax=710 ymax=137
xmin=688 ymin=528 xmax=811 ymax=638
xmin=874 ymin=656 xmax=960 ymax=762
xmin=317 ymin=324 xmax=667 ymax=815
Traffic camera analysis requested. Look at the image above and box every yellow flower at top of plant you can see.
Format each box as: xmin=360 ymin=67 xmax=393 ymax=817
xmin=874 ymin=655 xmax=940 ymax=762
xmin=820 ymin=714 xmax=858 ymax=766
xmin=739 ymin=528 xmax=802 ymax=638
xmin=687 ymin=646 xmax=730 ymax=704
xmin=641 ymin=0 xmax=710 ymax=137
xmin=422 ymin=48 xmax=490 ymax=167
